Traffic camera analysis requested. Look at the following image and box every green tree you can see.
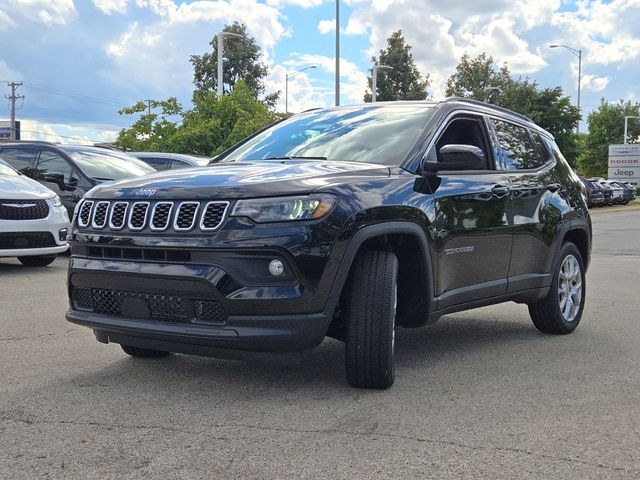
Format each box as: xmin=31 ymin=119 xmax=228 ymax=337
xmin=363 ymin=30 xmax=430 ymax=102
xmin=578 ymin=99 xmax=640 ymax=176
xmin=445 ymin=53 xmax=581 ymax=165
xmin=115 ymin=97 xmax=182 ymax=152
xmin=189 ymin=22 xmax=277 ymax=105
xmin=445 ymin=52 xmax=511 ymax=100
xmin=168 ymin=80 xmax=280 ymax=156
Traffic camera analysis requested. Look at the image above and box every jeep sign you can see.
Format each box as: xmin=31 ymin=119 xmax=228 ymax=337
xmin=608 ymin=144 xmax=640 ymax=186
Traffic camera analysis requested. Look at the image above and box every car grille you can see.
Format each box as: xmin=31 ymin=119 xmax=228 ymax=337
xmin=77 ymin=200 xmax=229 ymax=233
xmin=72 ymin=287 xmax=228 ymax=324
xmin=0 ymin=199 xmax=50 ymax=220
xmin=0 ymin=232 xmax=56 ymax=249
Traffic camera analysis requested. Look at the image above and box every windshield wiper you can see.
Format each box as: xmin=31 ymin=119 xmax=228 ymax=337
xmin=263 ymin=156 xmax=328 ymax=161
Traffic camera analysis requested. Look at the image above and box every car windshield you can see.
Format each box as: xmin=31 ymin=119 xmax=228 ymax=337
xmin=0 ymin=158 xmax=18 ymax=176
xmin=225 ymin=105 xmax=435 ymax=166
xmin=65 ymin=148 xmax=155 ymax=180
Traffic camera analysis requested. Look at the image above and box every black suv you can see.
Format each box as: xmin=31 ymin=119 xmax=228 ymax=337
xmin=0 ymin=142 xmax=155 ymax=216
xmin=66 ymin=99 xmax=591 ymax=389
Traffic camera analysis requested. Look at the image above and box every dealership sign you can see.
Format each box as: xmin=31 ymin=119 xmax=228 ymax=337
xmin=0 ymin=120 xmax=20 ymax=140
xmin=608 ymin=144 xmax=640 ymax=186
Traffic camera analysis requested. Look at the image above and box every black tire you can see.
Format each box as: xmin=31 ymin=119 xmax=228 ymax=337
xmin=528 ymin=242 xmax=585 ymax=334
xmin=17 ymin=255 xmax=57 ymax=267
xmin=121 ymin=344 xmax=170 ymax=358
xmin=344 ymin=250 xmax=398 ymax=389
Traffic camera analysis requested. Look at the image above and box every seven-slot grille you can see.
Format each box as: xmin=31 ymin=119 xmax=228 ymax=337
xmin=77 ymin=199 xmax=229 ymax=233
xmin=0 ymin=199 xmax=50 ymax=220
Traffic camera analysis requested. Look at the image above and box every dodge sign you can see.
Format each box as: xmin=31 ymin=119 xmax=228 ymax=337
xmin=608 ymin=144 xmax=640 ymax=186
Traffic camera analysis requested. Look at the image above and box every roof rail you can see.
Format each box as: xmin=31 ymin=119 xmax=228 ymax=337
xmin=0 ymin=139 xmax=60 ymax=145
xmin=442 ymin=97 xmax=533 ymax=123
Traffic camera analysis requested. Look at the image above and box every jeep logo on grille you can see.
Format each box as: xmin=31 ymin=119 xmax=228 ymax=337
xmin=134 ymin=188 xmax=157 ymax=197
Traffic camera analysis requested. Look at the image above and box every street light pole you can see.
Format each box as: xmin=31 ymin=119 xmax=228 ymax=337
xmin=624 ymin=116 xmax=639 ymax=144
xmin=285 ymin=65 xmax=317 ymax=114
xmin=550 ymin=44 xmax=582 ymax=135
xmin=371 ymin=64 xmax=392 ymax=103
xmin=217 ymin=31 xmax=244 ymax=97
xmin=335 ymin=0 xmax=340 ymax=106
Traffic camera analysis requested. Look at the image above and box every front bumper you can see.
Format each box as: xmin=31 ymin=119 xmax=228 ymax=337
xmin=65 ymin=241 xmax=341 ymax=353
xmin=0 ymin=204 xmax=69 ymax=257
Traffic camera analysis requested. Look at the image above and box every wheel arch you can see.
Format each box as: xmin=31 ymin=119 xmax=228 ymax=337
xmin=328 ymin=222 xmax=435 ymax=329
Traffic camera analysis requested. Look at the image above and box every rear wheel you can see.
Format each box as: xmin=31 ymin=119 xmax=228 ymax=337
xmin=121 ymin=344 xmax=171 ymax=358
xmin=18 ymin=255 xmax=57 ymax=267
xmin=344 ymin=250 xmax=398 ymax=389
xmin=528 ymin=242 xmax=585 ymax=334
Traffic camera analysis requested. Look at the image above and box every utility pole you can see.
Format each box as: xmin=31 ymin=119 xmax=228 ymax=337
xmin=145 ymin=99 xmax=152 ymax=116
xmin=6 ymin=82 xmax=24 ymax=141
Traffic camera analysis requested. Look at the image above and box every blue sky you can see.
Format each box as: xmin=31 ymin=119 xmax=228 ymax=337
xmin=0 ymin=0 xmax=639 ymax=144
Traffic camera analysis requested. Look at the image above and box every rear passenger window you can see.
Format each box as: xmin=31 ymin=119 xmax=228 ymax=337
xmin=490 ymin=119 xmax=544 ymax=171
xmin=144 ymin=157 xmax=170 ymax=170
xmin=531 ymin=132 xmax=553 ymax=165
xmin=169 ymin=160 xmax=189 ymax=169
xmin=0 ymin=148 xmax=37 ymax=174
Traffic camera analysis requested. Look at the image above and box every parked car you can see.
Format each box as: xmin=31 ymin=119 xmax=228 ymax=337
xmin=65 ymin=99 xmax=591 ymax=389
xmin=598 ymin=180 xmax=624 ymax=204
xmin=579 ymin=177 xmax=605 ymax=207
xmin=131 ymin=152 xmax=212 ymax=171
xmin=0 ymin=142 xmax=156 ymax=216
xmin=593 ymin=179 xmax=615 ymax=205
xmin=609 ymin=181 xmax=636 ymax=204
xmin=0 ymin=158 xmax=69 ymax=266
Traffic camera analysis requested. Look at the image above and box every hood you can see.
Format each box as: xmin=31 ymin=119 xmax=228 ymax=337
xmin=0 ymin=174 xmax=56 ymax=199
xmin=86 ymin=160 xmax=391 ymax=200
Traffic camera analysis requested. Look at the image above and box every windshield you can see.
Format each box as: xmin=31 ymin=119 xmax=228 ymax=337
xmin=225 ymin=105 xmax=434 ymax=165
xmin=66 ymin=149 xmax=155 ymax=180
xmin=0 ymin=158 xmax=18 ymax=176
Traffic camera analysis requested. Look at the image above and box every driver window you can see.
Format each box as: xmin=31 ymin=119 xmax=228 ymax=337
xmin=434 ymin=117 xmax=489 ymax=169
xmin=36 ymin=151 xmax=75 ymax=183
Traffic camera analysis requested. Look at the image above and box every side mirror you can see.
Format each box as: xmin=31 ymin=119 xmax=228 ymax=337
xmin=423 ymin=144 xmax=485 ymax=173
xmin=43 ymin=172 xmax=65 ymax=188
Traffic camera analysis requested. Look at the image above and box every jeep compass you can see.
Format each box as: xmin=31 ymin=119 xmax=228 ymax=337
xmin=66 ymin=99 xmax=591 ymax=389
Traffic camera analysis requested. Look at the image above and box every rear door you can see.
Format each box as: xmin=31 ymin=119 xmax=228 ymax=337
xmin=0 ymin=147 xmax=37 ymax=176
xmin=488 ymin=118 xmax=560 ymax=292
xmin=425 ymin=113 xmax=513 ymax=309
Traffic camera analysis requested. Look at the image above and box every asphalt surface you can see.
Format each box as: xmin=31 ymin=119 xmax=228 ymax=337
xmin=1 ymin=210 xmax=639 ymax=479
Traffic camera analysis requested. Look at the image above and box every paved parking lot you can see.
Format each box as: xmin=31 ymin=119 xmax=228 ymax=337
xmin=1 ymin=210 xmax=639 ymax=479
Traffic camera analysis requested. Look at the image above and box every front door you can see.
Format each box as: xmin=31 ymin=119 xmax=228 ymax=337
xmin=425 ymin=114 xmax=513 ymax=309
xmin=35 ymin=150 xmax=83 ymax=216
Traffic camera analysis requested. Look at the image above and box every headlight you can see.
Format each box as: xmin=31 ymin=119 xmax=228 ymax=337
xmin=51 ymin=195 xmax=63 ymax=207
xmin=231 ymin=194 xmax=337 ymax=223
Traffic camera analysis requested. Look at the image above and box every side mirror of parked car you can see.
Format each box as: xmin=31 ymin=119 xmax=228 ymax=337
xmin=43 ymin=172 xmax=77 ymax=191
xmin=423 ymin=144 xmax=485 ymax=174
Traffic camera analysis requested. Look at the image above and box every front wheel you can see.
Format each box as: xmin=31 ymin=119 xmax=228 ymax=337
xmin=18 ymin=255 xmax=57 ymax=267
xmin=344 ymin=250 xmax=398 ymax=389
xmin=528 ymin=242 xmax=585 ymax=334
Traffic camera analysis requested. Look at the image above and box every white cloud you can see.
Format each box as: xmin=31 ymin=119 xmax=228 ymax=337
xmin=285 ymin=53 xmax=368 ymax=104
xmin=8 ymin=0 xmax=76 ymax=25
xmin=19 ymin=119 xmax=119 ymax=145
xmin=266 ymin=0 xmax=324 ymax=7
xmin=0 ymin=8 xmax=15 ymax=31
xmin=0 ymin=59 xmax=21 ymax=81
xmin=93 ymin=0 xmax=129 ymax=15
xmin=103 ymin=0 xmax=287 ymax=95
xmin=317 ymin=19 xmax=335 ymax=35
xmin=581 ymin=74 xmax=609 ymax=93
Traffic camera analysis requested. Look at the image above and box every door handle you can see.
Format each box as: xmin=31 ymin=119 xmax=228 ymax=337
xmin=491 ymin=185 xmax=511 ymax=197
xmin=546 ymin=183 xmax=561 ymax=192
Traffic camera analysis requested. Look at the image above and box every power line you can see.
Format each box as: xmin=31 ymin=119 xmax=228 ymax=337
xmin=22 ymin=82 xmax=123 ymax=108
